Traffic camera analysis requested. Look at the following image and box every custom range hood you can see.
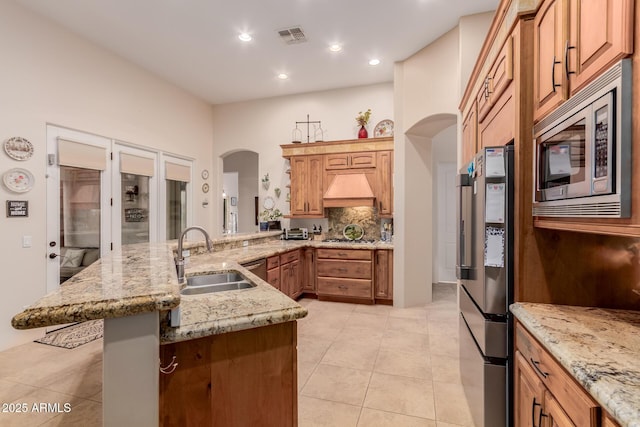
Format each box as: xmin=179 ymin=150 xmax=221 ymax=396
xmin=323 ymin=173 xmax=375 ymax=207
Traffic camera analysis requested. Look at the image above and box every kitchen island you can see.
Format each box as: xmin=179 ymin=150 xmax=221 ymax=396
xmin=11 ymin=232 xmax=393 ymax=426
xmin=511 ymin=303 xmax=640 ymax=427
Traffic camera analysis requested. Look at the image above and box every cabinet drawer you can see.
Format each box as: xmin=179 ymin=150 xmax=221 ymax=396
xmin=317 ymin=277 xmax=373 ymax=298
xmin=516 ymin=323 xmax=600 ymax=427
xmin=317 ymin=260 xmax=372 ymax=279
xmin=280 ymin=249 xmax=300 ymax=265
xmin=350 ymin=152 xmax=376 ymax=168
xmin=325 ymin=154 xmax=350 ymax=170
xmin=316 ymin=248 xmax=372 ymax=260
xmin=267 ymin=256 xmax=280 ymax=270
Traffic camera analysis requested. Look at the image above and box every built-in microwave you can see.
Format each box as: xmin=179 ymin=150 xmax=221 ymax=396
xmin=533 ymin=59 xmax=632 ymax=218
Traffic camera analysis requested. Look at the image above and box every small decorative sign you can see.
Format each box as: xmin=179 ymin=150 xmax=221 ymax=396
xmin=6 ymin=200 xmax=28 ymax=217
xmin=124 ymin=208 xmax=148 ymax=222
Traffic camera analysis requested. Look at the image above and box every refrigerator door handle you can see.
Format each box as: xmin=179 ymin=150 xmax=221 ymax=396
xmin=456 ymin=173 xmax=473 ymax=280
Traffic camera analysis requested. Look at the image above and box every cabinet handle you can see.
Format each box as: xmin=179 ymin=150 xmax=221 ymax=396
xmin=159 ymin=356 xmax=178 ymax=375
xmin=337 ymin=252 xmax=348 ymax=257
xmin=539 ymin=409 xmax=548 ymax=427
xmin=338 ymin=285 xmax=347 ymax=290
xmin=484 ymin=77 xmax=493 ymax=99
xmin=551 ymin=55 xmax=562 ymax=93
xmin=379 ymin=201 xmax=382 ymax=212
xmin=337 ymin=268 xmax=347 ymax=273
xmin=564 ymin=40 xmax=576 ymax=78
xmin=530 ymin=357 xmax=549 ymax=378
xmin=531 ymin=397 xmax=541 ymax=427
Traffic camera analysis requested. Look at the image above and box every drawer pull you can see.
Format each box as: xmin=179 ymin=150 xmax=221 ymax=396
xmin=337 ymin=252 xmax=348 ymax=257
xmin=531 ymin=397 xmax=541 ymax=427
xmin=338 ymin=285 xmax=347 ymax=290
xmin=337 ymin=268 xmax=347 ymax=273
xmin=530 ymin=358 xmax=549 ymax=378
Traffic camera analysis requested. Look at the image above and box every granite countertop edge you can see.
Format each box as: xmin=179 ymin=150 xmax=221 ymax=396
xmin=510 ymin=302 xmax=640 ymax=427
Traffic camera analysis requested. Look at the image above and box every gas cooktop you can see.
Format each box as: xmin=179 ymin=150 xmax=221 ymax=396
xmin=321 ymin=238 xmax=377 ymax=244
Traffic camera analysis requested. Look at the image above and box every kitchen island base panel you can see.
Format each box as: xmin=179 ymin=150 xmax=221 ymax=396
xmin=104 ymin=312 xmax=159 ymax=427
xmin=160 ymin=321 xmax=298 ymax=427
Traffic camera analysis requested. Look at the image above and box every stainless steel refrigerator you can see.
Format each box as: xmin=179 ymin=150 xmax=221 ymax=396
xmin=456 ymin=145 xmax=513 ymax=427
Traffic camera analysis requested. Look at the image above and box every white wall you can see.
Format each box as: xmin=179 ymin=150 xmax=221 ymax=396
xmin=211 ymin=83 xmax=394 ymax=231
xmin=0 ymin=1 xmax=214 ymax=350
xmin=393 ymin=13 xmax=492 ymax=307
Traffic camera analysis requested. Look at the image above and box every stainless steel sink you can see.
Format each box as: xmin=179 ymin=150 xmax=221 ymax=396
xmin=180 ymin=271 xmax=257 ymax=295
xmin=186 ymin=272 xmax=244 ymax=287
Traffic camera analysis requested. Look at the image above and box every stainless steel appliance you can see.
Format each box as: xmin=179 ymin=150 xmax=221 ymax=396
xmin=457 ymin=145 xmax=514 ymax=427
xmin=284 ymin=228 xmax=309 ymax=240
xmin=534 ymin=59 xmax=631 ymax=218
xmin=240 ymin=258 xmax=267 ymax=281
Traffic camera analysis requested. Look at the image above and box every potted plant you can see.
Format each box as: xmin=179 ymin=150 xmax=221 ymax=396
xmin=262 ymin=173 xmax=270 ymax=191
xmin=259 ymin=208 xmax=283 ymax=231
xmin=356 ymin=109 xmax=372 ymax=138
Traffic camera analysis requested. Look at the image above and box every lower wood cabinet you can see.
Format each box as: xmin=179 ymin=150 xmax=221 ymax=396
xmin=266 ymin=255 xmax=280 ymax=290
xmin=515 ymin=322 xmax=600 ymax=427
xmin=316 ymin=248 xmax=373 ymax=302
xmin=159 ymin=322 xmax=298 ymax=427
xmin=302 ymin=247 xmax=316 ymax=293
xmin=280 ymin=249 xmax=302 ymax=299
xmin=374 ymin=250 xmax=393 ymax=302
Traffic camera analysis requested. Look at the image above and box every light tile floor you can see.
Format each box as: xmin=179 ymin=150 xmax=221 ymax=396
xmin=0 ymin=283 xmax=474 ymax=427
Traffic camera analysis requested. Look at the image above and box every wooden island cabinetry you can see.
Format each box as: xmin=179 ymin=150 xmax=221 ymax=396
xmin=280 ymin=249 xmax=302 ymax=299
xmin=159 ymin=322 xmax=298 ymax=427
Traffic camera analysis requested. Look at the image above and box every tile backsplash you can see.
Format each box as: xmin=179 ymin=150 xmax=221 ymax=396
xmin=327 ymin=207 xmax=391 ymax=240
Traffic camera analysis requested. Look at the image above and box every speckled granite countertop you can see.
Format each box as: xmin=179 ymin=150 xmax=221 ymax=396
xmin=12 ymin=232 xmax=392 ymax=343
xmin=510 ymin=303 xmax=640 ymax=427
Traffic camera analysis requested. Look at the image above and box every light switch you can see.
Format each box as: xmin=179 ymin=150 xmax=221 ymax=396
xmin=23 ymin=235 xmax=32 ymax=248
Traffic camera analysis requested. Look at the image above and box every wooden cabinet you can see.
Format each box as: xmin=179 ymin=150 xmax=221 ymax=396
xmin=374 ymin=250 xmax=393 ymax=302
xmin=159 ymin=322 xmax=298 ymax=427
xmin=316 ymin=249 xmax=373 ymax=302
xmin=280 ymin=249 xmax=301 ymax=299
xmin=461 ymin=103 xmax=477 ymax=166
xmin=533 ymin=0 xmax=633 ymax=121
xmin=266 ymin=255 xmax=280 ymax=290
xmin=376 ymin=151 xmax=393 ymax=217
xmin=515 ymin=322 xmax=600 ymax=427
xmin=325 ymin=152 xmax=376 ymax=170
xmin=302 ymin=247 xmax=316 ymax=293
xmin=289 ymin=155 xmax=323 ymax=217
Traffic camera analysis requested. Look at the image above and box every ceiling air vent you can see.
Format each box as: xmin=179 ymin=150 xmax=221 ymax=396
xmin=277 ymin=26 xmax=307 ymax=45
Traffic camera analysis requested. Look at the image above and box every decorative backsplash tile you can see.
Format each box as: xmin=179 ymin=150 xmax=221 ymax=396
xmin=327 ymin=207 xmax=381 ymax=240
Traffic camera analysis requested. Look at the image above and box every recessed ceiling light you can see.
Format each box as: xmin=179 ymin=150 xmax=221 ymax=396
xmin=329 ymin=44 xmax=343 ymax=52
xmin=238 ymin=33 xmax=252 ymax=42
xmin=369 ymin=59 xmax=381 ymax=66
xmin=278 ymin=73 xmax=289 ymax=80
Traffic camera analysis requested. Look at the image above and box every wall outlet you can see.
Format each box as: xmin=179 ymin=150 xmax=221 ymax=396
xmin=22 ymin=236 xmax=32 ymax=248
xmin=243 ymin=240 xmax=249 ymax=247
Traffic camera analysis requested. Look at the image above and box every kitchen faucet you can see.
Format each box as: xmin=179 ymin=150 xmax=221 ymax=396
xmin=176 ymin=226 xmax=213 ymax=283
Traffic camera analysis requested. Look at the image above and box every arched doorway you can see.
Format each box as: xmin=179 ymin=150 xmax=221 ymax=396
xmin=221 ymin=150 xmax=259 ymax=233
xmin=395 ymin=113 xmax=457 ymax=306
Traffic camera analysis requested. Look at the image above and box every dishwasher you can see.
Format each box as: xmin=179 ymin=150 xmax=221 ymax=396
xmin=240 ymin=258 xmax=267 ymax=281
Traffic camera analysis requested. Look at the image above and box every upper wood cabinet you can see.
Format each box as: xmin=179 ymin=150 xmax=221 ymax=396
xmin=325 ymin=152 xmax=376 ymax=170
xmin=478 ymin=37 xmax=514 ymax=124
xmin=289 ymin=155 xmax=323 ymax=217
xmin=461 ymin=104 xmax=477 ymax=166
xmin=376 ymin=151 xmax=393 ymax=217
xmin=534 ymin=0 xmax=633 ymax=122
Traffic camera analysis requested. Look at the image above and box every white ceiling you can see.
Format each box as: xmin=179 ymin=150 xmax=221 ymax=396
xmin=17 ymin=0 xmax=498 ymax=105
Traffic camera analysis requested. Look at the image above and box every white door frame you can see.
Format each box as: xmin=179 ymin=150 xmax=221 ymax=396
xmin=46 ymin=125 xmax=112 ymax=294
xmin=158 ymin=153 xmax=193 ymax=241
xmin=112 ymin=142 xmax=159 ymax=249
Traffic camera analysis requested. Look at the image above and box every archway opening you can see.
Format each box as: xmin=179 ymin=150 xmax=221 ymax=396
xmin=221 ymin=150 xmax=259 ymax=233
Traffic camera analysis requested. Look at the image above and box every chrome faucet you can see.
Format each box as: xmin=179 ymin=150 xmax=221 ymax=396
xmin=176 ymin=226 xmax=213 ymax=283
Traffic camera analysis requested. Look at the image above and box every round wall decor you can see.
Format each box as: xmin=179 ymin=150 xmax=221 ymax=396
xmin=4 ymin=137 xmax=34 ymax=161
xmin=201 ymin=169 xmax=209 ymax=180
xmin=201 ymin=183 xmax=210 ymax=193
xmin=3 ymin=168 xmax=35 ymax=193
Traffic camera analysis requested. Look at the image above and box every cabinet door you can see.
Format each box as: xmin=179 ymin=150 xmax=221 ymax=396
xmin=515 ymin=351 xmax=545 ymax=427
xmin=290 ymin=260 xmax=302 ymax=298
xmin=534 ymin=0 xmax=568 ymax=122
xmin=303 ymin=248 xmax=316 ymax=292
xmin=567 ymin=0 xmax=633 ymax=94
xmin=280 ymin=263 xmax=291 ymax=296
xmin=289 ymin=157 xmax=308 ymax=215
xmin=325 ymin=153 xmax=350 ymax=170
xmin=489 ymin=35 xmax=514 ymax=105
xmin=374 ymin=250 xmax=393 ymax=300
xmin=306 ymin=155 xmax=324 ymax=215
xmin=462 ymin=105 xmax=477 ymax=165
xmin=376 ymin=151 xmax=393 ymax=217
xmin=267 ymin=267 xmax=280 ymax=290
xmin=350 ymin=152 xmax=376 ymax=168
xmin=543 ymin=393 xmax=576 ymax=427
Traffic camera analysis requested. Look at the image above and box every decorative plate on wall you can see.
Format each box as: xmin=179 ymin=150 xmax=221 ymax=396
xmin=4 ymin=137 xmax=34 ymax=161
xmin=201 ymin=183 xmax=210 ymax=193
xmin=343 ymin=224 xmax=364 ymax=241
xmin=201 ymin=169 xmax=209 ymax=180
xmin=373 ymin=120 xmax=394 ymax=138
xmin=3 ymin=168 xmax=35 ymax=193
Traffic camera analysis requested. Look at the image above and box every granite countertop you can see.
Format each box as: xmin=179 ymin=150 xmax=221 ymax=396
xmin=12 ymin=233 xmax=392 ymax=342
xmin=510 ymin=302 xmax=640 ymax=427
